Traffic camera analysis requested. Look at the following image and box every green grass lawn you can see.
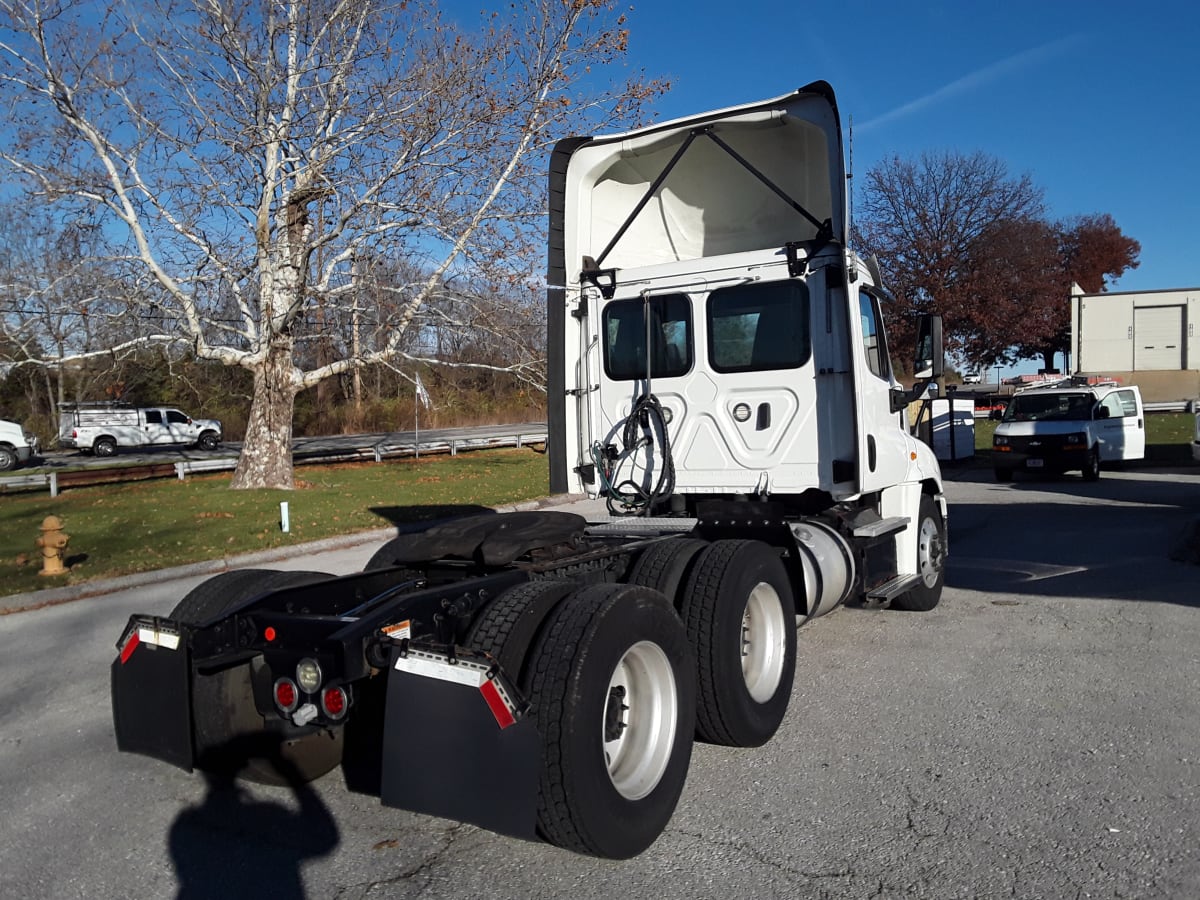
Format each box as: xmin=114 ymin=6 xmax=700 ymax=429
xmin=1 ymin=448 xmax=549 ymax=601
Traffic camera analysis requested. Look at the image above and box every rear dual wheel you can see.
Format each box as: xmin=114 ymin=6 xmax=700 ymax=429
xmin=469 ymin=581 xmax=695 ymax=859
xmin=680 ymin=540 xmax=797 ymax=748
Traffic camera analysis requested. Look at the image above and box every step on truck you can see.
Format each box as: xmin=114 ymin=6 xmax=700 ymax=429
xmin=111 ymin=81 xmax=948 ymax=859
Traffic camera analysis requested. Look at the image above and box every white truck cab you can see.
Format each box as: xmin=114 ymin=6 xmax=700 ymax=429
xmin=992 ymin=381 xmax=1145 ymax=481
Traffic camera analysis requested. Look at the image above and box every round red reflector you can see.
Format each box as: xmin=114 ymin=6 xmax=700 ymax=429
xmin=275 ymin=680 xmax=296 ymax=710
xmin=322 ymin=687 xmax=347 ymax=718
xmin=264 ymin=626 xmax=277 ymax=642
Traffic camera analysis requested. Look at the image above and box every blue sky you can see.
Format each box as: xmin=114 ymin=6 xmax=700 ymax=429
xmin=619 ymin=0 xmax=1200 ymax=295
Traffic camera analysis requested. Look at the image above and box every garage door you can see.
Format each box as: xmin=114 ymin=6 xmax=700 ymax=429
xmin=1134 ymin=305 xmax=1184 ymax=370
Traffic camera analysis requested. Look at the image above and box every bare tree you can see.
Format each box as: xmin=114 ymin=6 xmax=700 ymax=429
xmin=0 ymin=0 xmax=662 ymax=488
xmin=854 ymin=151 xmax=1044 ymax=368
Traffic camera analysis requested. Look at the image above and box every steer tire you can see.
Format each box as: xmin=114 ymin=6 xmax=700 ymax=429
xmin=1081 ymin=447 xmax=1101 ymax=482
xmin=0 ymin=446 xmax=16 ymax=471
xmin=680 ymin=540 xmax=797 ymax=748
xmin=523 ymin=583 xmax=695 ymax=859
xmin=892 ymin=494 xmax=947 ymax=612
xmin=625 ymin=538 xmax=709 ymax=609
xmin=197 ymin=431 xmax=220 ymax=451
xmin=171 ymin=569 xmax=343 ymax=786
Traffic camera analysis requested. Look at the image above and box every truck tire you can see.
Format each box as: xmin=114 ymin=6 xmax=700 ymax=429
xmin=680 ymin=540 xmax=796 ymax=747
xmin=94 ymin=437 xmax=117 ymax=457
xmin=1081 ymin=446 xmax=1101 ymax=481
xmin=0 ymin=446 xmax=16 ymax=471
xmin=625 ymin=538 xmax=708 ymax=608
xmin=464 ymin=580 xmax=575 ymax=679
xmin=170 ymin=569 xmax=343 ymax=787
xmin=892 ymin=494 xmax=946 ymax=612
xmin=523 ymin=583 xmax=695 ymax=858
xmin=197 ymin=431 xmax=220 ymax=451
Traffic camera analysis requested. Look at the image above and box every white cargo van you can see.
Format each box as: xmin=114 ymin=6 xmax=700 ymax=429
xmin=991 ymin=382 xmax=1144 ymax=481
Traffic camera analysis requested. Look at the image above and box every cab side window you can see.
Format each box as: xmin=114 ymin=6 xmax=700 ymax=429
xmin=166 ymin=410 xmax=190 ymax=425
xmin=859 ymin=290 xmax=891 ymax=380
xmin=143 ymin=410 xmax=163 ymax=425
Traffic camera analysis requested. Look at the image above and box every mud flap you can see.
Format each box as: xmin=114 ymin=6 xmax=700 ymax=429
xmin=381 ymin=644 xmax=540 ymax=841
xmin=110 ymin=616 xmax=195 ymax=771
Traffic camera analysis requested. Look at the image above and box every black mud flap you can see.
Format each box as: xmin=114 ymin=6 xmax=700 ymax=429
xmin=110 ymin=616 xmax=195 ymax=771
xmin=381 ymin=643 xmax=540 ymax=841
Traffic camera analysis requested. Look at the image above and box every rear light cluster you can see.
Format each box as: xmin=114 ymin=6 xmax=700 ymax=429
xmin=272 ymin=657 xmax=349 ymax=722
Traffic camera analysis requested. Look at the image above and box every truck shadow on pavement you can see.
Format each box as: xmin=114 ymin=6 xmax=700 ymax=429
xmin=946 ymin=471 xmax=1200 ymax=607
xmin=169 ymin=735 xmax=339 ymax=900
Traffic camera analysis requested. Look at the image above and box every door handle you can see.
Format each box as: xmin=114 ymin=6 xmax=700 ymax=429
xmin=756 ymin=403 xmax=771 ymax=430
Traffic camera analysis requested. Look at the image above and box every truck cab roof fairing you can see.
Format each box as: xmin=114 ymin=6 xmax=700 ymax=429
xmin=554 ymin=81 xmax=846 ymax=276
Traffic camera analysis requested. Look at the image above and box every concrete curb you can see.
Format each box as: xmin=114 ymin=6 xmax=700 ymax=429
xmin=0 ymin=494 xmax=580 ymax=616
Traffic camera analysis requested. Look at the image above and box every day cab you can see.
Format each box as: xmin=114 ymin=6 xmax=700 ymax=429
xmin=991 ymin=382 xmax=1145 ymax=481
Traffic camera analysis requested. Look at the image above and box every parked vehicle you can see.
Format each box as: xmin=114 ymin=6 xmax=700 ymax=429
xmin=111 ymin=82 xmax=948 ymax=859
xmin=961 ymin=372 xmax=983 ymax=384
xmin=991 ymin=381 xmax=1145 ymax=481
xmin=58 ymin=402 xmax=222 ymax=455
xmin=0 ymin=416 xmax=38 ymax=471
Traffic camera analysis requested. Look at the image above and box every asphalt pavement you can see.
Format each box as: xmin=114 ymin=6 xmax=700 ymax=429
xmin=3 ymin=467 xmax=1200 ymax=899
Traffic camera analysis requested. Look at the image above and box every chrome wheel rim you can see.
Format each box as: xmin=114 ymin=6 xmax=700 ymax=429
xmin=603 ymin=640 xmax=678 ymax=800
xmin=917 ymin=515 xmax=944 ymax=588
xmin=741 ymin=582 xmax=787 ymax=703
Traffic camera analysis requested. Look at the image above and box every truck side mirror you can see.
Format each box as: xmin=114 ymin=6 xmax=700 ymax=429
xmin=913 ymin=315 xmax=944 ymax=379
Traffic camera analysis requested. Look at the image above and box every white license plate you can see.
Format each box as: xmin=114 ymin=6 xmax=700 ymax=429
xmin=1025 ymin=459 xmax=1044 ymax=468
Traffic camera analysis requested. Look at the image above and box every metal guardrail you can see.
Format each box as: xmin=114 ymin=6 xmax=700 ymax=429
xmin=0 ymin=425 xmax=548 ymax=496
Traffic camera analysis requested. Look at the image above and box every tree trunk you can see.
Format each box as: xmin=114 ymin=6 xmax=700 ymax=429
xmin=231 ymin=337 xmax=298 ymax=490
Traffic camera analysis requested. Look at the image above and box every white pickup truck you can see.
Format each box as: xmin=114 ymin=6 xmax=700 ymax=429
xmin=991 ymin=382 xmax=1145 ymax=481
xmin=58 ymin=403 xmax=223 ymax=456
xmin=0 ymin=416 xmax=38 ymax=471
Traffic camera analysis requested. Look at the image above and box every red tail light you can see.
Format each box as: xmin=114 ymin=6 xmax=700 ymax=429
xmin=321 ymin=687 xmax=348 ymax=719
xmin=274 ymin=678 xmax=299 ymax=713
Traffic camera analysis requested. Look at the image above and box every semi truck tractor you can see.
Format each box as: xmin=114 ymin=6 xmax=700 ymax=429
xmin=111 ymin=81 xmax=947 ymax=859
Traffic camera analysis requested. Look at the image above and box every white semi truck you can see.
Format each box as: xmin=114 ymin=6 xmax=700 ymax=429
xmin=111 ymin=81 xmax=947 ymax=859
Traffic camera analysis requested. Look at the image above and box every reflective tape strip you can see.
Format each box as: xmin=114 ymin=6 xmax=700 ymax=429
xmin=138 ymin=627 xmax=181 ymax=651
xmin=479 ymin=678 xmax=516 ymax=730
xmin=118 ymin=626 xmax=181 ymax=665
xmin=394 ymin=653 xmax=486 ymax=689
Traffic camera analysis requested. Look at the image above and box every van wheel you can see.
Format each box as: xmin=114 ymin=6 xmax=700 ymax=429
xmin=680 ymin=540 xmax=796 ymax=747
xmin=893 ymin=494 xmax=946 ymax=612
xmin=171 ymin=569 xmax=343 ymax=786
xmin=94 ymin=437 xmax=117 ymax=457
xmin=524 ymin=583 xmax=695 ymax=858
xmin=1081 ymin=447 xmax=1101 ymax=481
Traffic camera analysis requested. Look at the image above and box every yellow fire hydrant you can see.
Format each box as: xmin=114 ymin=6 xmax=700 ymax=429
xmin=37 ymin=515 xmax=70 ymax=576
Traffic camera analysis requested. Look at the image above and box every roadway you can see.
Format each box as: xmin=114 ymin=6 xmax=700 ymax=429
xmin=2 ymin=466 xmax=1200 ymax=898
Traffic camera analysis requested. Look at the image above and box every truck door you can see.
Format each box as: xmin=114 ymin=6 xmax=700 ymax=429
xmin=141 ymin=409 xmax=171 ymax=445
xmin=164 ymin=409 xmax=195 ymax=445
xmin=1098 ymin=389 xmax=1145 ymax=460
xmin=851 ymin=286 xmax=911 ymax=494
